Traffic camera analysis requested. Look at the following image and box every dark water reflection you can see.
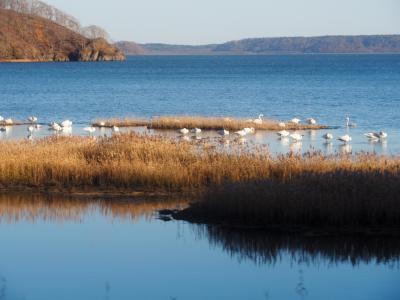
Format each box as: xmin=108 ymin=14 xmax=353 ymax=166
xmin=194 ymin=225 xmax=400 ymax=267
xmin=0 ymin=193 xmax=399 ymax=300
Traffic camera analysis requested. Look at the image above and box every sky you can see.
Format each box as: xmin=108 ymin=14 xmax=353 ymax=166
xmin=45 ymin=0 xmax=400 ymax=45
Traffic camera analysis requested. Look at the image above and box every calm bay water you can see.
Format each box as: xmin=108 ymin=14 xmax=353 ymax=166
xmin=0 ymin=194 xmax=399 ymax=300
xmin=0 ymin=56 xmax=400 ymax=299
xmin=1 ymin=55 xmax=400 ymax=154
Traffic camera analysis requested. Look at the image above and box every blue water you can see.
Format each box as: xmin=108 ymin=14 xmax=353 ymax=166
xmin=1 ymin=55 xmax=399 ymax=127
xmin=1 ymin=55 xmax=400 ymax=155
xmin=0 ymin=194 xmax=399 ymax=300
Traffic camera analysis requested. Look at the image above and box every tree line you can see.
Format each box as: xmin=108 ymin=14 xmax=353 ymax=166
xmin=0 ymin=0 xmax=110 ymax=40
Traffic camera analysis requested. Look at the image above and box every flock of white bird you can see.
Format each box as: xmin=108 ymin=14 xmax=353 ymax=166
xmin=0 ymin=114 xmax=389 ymax=145
xmin=0 ymin=116 xmax=121 ymax=136
xmin=177 ymin=115 xmax=388 ymax=145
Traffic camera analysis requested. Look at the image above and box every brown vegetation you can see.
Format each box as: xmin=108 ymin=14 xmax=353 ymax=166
xmin=0 ymin=133 xmax=399 ymax=231
xmin=178 ymin=153 xmax=400 ymax=230
xmin=0 ymin=9 xmax=125 ymax=62
xmin=92 ymin=118 xmax=149 ymax=128
xmin=92 ymin=116 xmax=327 ymax=130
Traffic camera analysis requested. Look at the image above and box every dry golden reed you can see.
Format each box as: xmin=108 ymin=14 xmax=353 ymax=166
xmin=1 ymin=133 xmax=399 ymax=229
xmin=92 ymin=115 xmax=327 ymax=130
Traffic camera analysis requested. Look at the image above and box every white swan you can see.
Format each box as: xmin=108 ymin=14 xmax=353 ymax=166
xmin=0 ymin=116 xmax=4 ymax=122
xmin=5 ymin=118 xmax=13 ymax=125
xmin=278 ymin=122 xmax=286 ymax=128
xmin=277 ymin=130 xmax=290 ymax=137
xmin=235 ymin=129 xmax=247 ymax=137
xmin=218 ymin=129 xmax=229 ymax=136
xmin=27 ymin=126 xmax=34 ymax=133
xmin=365 ymin=132 xmax=388 ymax=140
xmin=306 ymin=118 xmax=316 ymax=125
xmin=179 ymin=128 xmax=189 ymax=135
xmin=338 ymin=134 xmax=352 ymax=143
xmin=83 ymin=127 xmax=96 ymax=134
xmin=290 ymin=118 xmax=301 ymax=124
xmin=112 ymin=126 xmax=120 ymax=132
xmin=322 ymin=133 xmax=333 ymax=140
xmin=345 ymin=117 xmax=357 ymax=128
xmin=192 ymin=128 xmax=202 ymax=134
xmin=290 ymin=133 xmax=303 ymax=141
xmin=243 ymin=127 xmax=255 ymax=134
xmin=61 ymin=120 xmax=73 ymax=128
xmin=253 ymin=114 xmax=264 ymax=125
xmin=50 ymin=122 xmax=62 ymax=131
xmin=364 ymin=132 xmax=380 ymax=140
xmin=99 ymin=122 xmax=106 ymax=127
xmin=28 ymin=116 xmax=38 ymax=123
xmin=379 ymin=131 xmax=388 ymax=139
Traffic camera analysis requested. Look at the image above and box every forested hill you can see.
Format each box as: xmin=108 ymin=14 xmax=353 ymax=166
xmin=128 ymin=35 xmax=400 ymax=55
xmin=0 ymin=9 xmax=125 ymax=62
xmin=212 ymin=35 xmax=400 ymax=54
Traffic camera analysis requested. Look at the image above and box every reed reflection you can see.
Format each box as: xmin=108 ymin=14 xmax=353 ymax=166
xmin=193 ymin=225 xmax=400 ymax=267
xmin=0 ymin=193 xmax=186 ymax=224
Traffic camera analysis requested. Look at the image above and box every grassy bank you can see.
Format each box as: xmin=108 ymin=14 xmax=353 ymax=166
xmin=0 ymin=133 xmax=399 ymax=231
xmin=92 ymin=116 xmax=328 ymax=131
xmin=177 ymin=153 xmax=400 ymax=231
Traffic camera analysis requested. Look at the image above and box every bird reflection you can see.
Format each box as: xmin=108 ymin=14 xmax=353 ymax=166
xmin=290 ymin=141 xmax=302 ymax=153
xmin=323 ymin=141 xmax=333 ymax=155
xmin=339 ymin=143 xmax=352 ymax=154
xmin=279 ymin=137 xmax=290 ymax=146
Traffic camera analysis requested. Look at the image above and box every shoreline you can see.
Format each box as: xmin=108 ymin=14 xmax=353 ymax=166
xmin=0 ymin=133 xmax=399 ymax=235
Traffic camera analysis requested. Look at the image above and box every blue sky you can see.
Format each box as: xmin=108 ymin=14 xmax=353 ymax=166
xmin=46 ymin=0 xmax=400 ymax=44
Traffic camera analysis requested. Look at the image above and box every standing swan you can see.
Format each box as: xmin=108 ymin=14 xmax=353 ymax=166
xmin=322 ymin=133 xmax=333 ymax=140
xmin=338 ymin=134 xmax=352 ymax=143
xmin=83 ymin=127 xmax=96 ymax=135
xmin=28 ymin=116 xmax=38 ymax=124
xmin=277 ymin=130 xmax=290 ymax=137
xmin=218 ymin=129 xmax=229 ymax=136
xmin=306 ymin=118 xmax=316 ymax=125
xmin=253 ymin=114 xmax=264 ymax=125
xmin=290 ymin=133 xmax=303 ymax=142
xmin=179 ymin=128 xmax=189 ymax=135
xmin=345 ymin=117 xmax=357 ymax=128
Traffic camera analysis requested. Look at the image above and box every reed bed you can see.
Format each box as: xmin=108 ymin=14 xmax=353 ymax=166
xmin=92 ymin=116 xmax=328 ymax=130
xmin=92 ymin=118 xmax=149 ymax=128
xmin=0 ymin=133 xmax=399 ymax=230
xmin=180 ymin=153 xmax=400 ymax=230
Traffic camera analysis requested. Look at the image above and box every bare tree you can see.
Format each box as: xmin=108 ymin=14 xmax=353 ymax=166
xmin=0 ymin=0 xmax=81 ymax=32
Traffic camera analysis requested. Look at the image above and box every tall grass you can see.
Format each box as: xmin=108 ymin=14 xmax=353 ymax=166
xmin=180 ymin=153 xmax=400 ymax=229
xmin=0 ymin=133 xmax=399 ymax=230
xmin=92 ymin=116 xmax=328 ymax=130
xmin=92 ymin=118 xmax=148 ymax=128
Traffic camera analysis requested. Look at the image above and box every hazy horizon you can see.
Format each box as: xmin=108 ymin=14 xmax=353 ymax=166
xmin=43 ymin=0 xmax=400 ymax=44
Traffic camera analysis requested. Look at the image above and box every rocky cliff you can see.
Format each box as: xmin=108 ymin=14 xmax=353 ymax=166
xmin=0 ymin=9 xmax=125 ymax=62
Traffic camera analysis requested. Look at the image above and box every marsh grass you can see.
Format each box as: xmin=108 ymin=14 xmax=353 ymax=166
xmin=181 ymin=153 xmax=400 ymax=229
xmin=92 ymin=116 xmax=328 ymax=130
xmin=0 ymin=133 xmax=399 ymax=230
xmin=92 ymin=118 xmax=149 ymax=128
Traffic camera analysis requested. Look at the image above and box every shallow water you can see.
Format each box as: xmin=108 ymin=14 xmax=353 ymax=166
xmin=0 ymin=194 xmax=399 ymax=300
xmin=1 ymin=55 xmax=400 ymax=155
